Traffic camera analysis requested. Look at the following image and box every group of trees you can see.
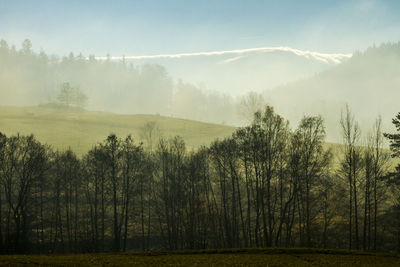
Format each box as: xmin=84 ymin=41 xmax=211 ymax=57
xmin=57 ymin=82 xmax=88 ymax=108
xmin=1 ymin=106 xmax=400 ymax=254
xmin=339 ymin=107 xmax=390 ymax=251
xmin=0 ymin=39 xmax=173 ymax=115
xmin=0 ymin=39 xmax=241 ymax=124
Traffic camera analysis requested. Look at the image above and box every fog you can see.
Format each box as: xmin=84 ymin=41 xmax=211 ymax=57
xmin=266 ymin=43 xmax=400 ymax=143
xmin=0 ymin=39 xmax=399 ymax=142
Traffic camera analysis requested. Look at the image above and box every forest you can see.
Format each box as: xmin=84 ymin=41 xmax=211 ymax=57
xmin=1 ymin=105 xmax=400 ymax=254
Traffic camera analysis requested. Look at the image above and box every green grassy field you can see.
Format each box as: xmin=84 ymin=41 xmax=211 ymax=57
xmin=0 ymin=106 xmax=397 ymax=169
xmin=0 ymin=248 xmax=399 ymax=266
xmin=0 ymin=106 xmax=236 ymax=155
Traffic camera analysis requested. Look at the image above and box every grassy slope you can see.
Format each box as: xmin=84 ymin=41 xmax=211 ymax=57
xmin=0 ymin=248 xmax=399 ymax=266
xmin=0 ymin=106 xmax=397 ymax=169
xmin=0 ymin=106 xmax=236 ymax=155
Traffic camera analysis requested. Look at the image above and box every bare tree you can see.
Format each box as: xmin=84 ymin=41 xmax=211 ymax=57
xmin=340 ymin=105 xmax=362 ymax=249
xmin=0 ymin=135 xmax=48 ymax=253
xmin=292 ymin=116 xmax=332 ymax=246
xmin=237 ymin=91 xmax=266 ymax=124
xmin=140 ymin=121 xmax=160 ymax=152
xmin=371 ymin=116 xmax=390 ymax=249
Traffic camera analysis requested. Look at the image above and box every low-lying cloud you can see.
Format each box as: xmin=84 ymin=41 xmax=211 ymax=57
xmin=96 ymin=46 xmax=353 ymax=64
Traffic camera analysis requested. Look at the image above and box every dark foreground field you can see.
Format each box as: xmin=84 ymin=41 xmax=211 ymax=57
xmin=0 ymin=248 xmax=399 ymax=266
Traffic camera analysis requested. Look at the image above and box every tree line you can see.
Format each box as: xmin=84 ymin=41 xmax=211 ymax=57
xmin=1 ymin=106 xmax=400 ymax=254
xmin=0 ymin=39 xmax=240 ymax=125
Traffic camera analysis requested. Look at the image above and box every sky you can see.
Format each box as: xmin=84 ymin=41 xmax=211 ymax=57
xmin=0 ymin=0 xmax=399 ymax=57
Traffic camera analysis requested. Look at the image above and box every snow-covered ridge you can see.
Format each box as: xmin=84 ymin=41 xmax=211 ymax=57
xmin=95 ymin=46 xmax=352 ymax=64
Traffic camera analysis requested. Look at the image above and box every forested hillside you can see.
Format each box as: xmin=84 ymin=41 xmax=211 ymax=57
xmin=267 ymin=42 xmax=400 ymax=142
xmin=0 ymin=39 xmax=237 ymax=125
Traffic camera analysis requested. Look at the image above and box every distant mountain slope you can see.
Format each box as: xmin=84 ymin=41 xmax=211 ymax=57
xmin=0 ymin=106 xmax=235 ymax=155
xmin=266 ymin=42 xmax=400 ymax=142
xmin=126 ymin=47 xmax=349 ymax=95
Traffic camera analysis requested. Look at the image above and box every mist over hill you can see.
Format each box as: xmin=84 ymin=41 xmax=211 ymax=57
xmin=115 ymin=47 xmax=349 ymax=95
xmin=0 ymin=39 xmax=347 ymax=126
xmin=1 ymin=39 xmax=399 ymax=142
xmin=0 ymin=39 xmax=237 ymax=124
xmin=265 ymin=42 xmax=400 ymax=142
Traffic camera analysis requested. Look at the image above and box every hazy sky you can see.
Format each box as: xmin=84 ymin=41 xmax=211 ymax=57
xmin=0 ymin=0 xmax=399 ymax=57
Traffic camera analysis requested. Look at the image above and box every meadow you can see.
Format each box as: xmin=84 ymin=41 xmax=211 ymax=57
xmin=0 ymin=248 xmax=399 ymax=266
xmin=0 ymin=105 xmax=393 ymax=168
xmin=0 ymin=105 xmax=235 ymax=155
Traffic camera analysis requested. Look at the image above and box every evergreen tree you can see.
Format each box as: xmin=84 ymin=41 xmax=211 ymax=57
xmin=384 ymin=112 xmax=400 ymax=157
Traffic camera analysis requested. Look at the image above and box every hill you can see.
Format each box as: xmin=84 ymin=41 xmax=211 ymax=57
xmin=123 ymin=47 xmax=349 ymax=96
xmin=265 ymin=42 xmax=400 ymax=143
xmin=0 ymin=105 xmax=395 ymax=166
xmin=0 ymin=105 xmax=235 ymax=155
